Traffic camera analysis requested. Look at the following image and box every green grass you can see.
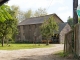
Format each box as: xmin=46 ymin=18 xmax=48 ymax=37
xmin=54 ymin=50 xmax=65 ymax=57
xmin=0 ymin=44 xmax=51 ymax=50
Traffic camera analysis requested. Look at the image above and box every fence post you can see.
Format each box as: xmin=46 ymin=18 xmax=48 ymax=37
xmin=73 ymin=24 xmax=80 ymax=57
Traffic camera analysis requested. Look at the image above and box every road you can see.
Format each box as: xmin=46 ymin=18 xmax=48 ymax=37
xmin=0 ymin=44 xmax=73 ymax=60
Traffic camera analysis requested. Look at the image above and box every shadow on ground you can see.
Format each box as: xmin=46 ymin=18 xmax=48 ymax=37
xmin=12 ymin=54 xmax=77 ymax=60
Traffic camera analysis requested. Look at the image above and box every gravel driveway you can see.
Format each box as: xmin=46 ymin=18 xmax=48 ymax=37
xmin=0 ymin=44 xmax=77 ymax=60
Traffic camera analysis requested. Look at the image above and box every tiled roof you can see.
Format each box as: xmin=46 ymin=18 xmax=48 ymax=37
xmin=59 ymin=23 xmax=67 ymax=32
xmin=54 ymin=23 xmax=68 ymax=33
xmin=18 ymin=14 xmax=63 ymax=25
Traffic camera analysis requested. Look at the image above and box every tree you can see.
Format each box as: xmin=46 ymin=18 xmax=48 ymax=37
xmin=10 ymin=5 xmax=22 ymax=22
xmin=10 ymin=5 xmax=19 ymax=18
xmin=24 ymin=9 xmax=33 ymax=19
xmin=10 ymin=6 xmax=48 ymax=22
xmin=0 ymin=4 xmax=12 ymax=22
xmin=10 ymin=5 xmax=25 ymax=23
xmin=40 ymin=16 xmax=58 ymax=45
xmin=67 ymin=16 xmax=73 ymax=28
xmin=8 ymin=7 xmax=18 ymax=43
xmin=67 ymin=16 xmax=80 ymax=28
xmin=0 ymin=4 xmax=18 ymax=47
xmin=34 ymin=8 xmax=47 ymax=17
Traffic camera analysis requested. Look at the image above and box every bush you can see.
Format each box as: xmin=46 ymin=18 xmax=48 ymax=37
xmin=15 ymin=40 xmax=31 ymax=44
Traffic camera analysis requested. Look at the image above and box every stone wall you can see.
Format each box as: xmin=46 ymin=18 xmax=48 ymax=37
xmin=59 ymin=24 xmax=71 ymax=43
xmin=16 ymin=24 xmax=42 ymax=43
xmin=16 ymin=15 xmax=64 ymax=43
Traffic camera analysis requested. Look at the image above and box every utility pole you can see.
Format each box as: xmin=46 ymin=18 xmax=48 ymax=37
xmin=73 ymin=0 xmax=78 ymax=25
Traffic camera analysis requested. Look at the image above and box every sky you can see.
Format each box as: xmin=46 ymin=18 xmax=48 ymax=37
xmin=7 ymin=0 xmax=80 ymax=22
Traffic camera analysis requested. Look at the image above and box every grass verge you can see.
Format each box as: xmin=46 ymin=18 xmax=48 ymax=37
xmin=0 ymin=44 xmax=51 ymax=50
xmin=54 ymin=50 xmax=66 ymax=57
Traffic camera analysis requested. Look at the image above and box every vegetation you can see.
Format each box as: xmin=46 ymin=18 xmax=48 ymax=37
xmin=34 ymin=8 xmax=47 ymax=17
xmin=24 ymin=9 xmax=33 ymax=19
xmin=0 ymin=4 xmax=12 ymax=22
xmin=40 ymin=16 xmax=58 ymax=45
xmin=10 ymin=5 xmax=48 ymax=22
xmin=67 ymin=16 xmax=80 ymax=28
xmin=54 ymin=50 xmax=70 ymax=58
xmin=54 ymin=50 xmax=66 ymax=57
xmin=0 ymin=4 xmax=18 ymax=47
xmin=0 ymin=4 xmax=48 ymax=47
xmin=0 ymin=44 xmax=51 ymax=50
xmin=54 ymin=50 xmax=79 ymax=59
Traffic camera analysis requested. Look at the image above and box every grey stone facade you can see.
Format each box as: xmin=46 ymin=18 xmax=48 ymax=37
xmin=16 ymin=14 xmax=71 ymax=43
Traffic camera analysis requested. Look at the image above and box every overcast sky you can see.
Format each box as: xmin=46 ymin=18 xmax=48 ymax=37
xmin=7 ymin=0 xmax=80 ymax=22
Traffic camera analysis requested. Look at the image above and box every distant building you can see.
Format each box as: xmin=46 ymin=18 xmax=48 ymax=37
xmin=16 ymin=14 xmax=71 ymax=43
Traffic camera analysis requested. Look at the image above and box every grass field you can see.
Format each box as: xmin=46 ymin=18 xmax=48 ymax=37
xmin=0 ymin=44 xmax=51 ymax=50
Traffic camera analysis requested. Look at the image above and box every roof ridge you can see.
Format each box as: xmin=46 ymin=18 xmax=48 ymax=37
xmin=21 ymin=13 xmax=55 ymax=21
xmin=19 ymin=13 xmax=64 ymax=25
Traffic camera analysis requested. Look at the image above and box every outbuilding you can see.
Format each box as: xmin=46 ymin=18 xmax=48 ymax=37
xmin=16 ymin=14 xmax=71 ymax=43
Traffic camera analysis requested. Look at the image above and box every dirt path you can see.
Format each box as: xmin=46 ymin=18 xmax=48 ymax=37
xmin=0 ymin=44 xmax=77 ymax=60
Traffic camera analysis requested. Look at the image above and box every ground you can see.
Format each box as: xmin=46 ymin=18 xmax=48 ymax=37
xmin=0 ymin=44 xmax=77 ymax=60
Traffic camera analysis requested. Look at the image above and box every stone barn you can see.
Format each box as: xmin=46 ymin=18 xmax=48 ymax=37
xmin=16 ymin=14 xmax=71 ymax=43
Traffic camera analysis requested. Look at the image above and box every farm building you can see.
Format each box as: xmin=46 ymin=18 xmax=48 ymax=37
xmin=16 ymin=14 xmax=71 ymax=43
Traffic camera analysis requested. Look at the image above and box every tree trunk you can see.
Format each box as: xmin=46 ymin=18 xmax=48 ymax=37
xmin=6 ymin=39 xmax=9 ymax=45
xmin=46 ymin=39 xmax=49 ymax=45
xmin=2 ymin=36 xmax=5 ymax=47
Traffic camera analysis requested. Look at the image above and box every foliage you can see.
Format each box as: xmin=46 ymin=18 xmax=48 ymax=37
xmin=24 ymin=8 xmax=47 ymax=20
xmin=0 ymin=44 xmax=51 ymax=50
xmin=0 ymin=5 xmax=12 ymax=22
xmin=40 ymin=16 xmax=58 ymax=45
xmin=24 ymin=9 xmax=33 ymax=19
xmin=10 ymin=6 xmax=48 ymax=22
xmin=9 ymin=5 xmax=18 ymax=41
xmin=10 ymin=5 xmax=24 ymax=22
xmin=54 ymin=50 xmax=68 ymax=57
xmin=34 ymin=8 xmax=47 ymax=17
xmin=10 ymin=5 xmax=19 ymax=18
xmin=67 ymin=16 xmax=80 ymax=28
xmin=0 ymin=4 xmax=18 ymax=46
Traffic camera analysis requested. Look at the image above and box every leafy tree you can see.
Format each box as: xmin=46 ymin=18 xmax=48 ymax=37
xmin=10 ymin=5 xmax=19 ymax=18
xmin=67 ymin=16 xmax=80 ymax=28
xmin=0 ymin=4 xmax=18 ymax=47
xmin=18 ymin=10 xmax=25 ymax=22
xmin=7 ymin=5 xmax=18 ymax=43
xmin=10 ymin=5 xmax=25 ymax=23
xmin=11 ymin=6 xmax=34 ymax=22
xmin=67 ymin=16 xmax=73 ymax=28
xmin=10 ymin=6 xmax=48 ymax=22
xmin=40 ymin=16 xmax=58 ymax=45
xmin=10 ymin=5 xmax=23 ymax=22
xmin=10 ymin=5 xmax=48 ymax=22
xmin=8 ymin=8 xmax=18 ymax=43
xmin=34 ymin=8 xmax=47 ymax=17
xmin=24 ymin=9 xmax=33 ymax=19
xmin=0 ymin=4 xmax=12 ymax=22
xmin=24 ymin=8 xmax=47 ymax=20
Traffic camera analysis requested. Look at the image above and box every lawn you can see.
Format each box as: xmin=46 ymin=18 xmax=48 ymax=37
xmin=0 ymin=44 xmax=51 ymax=50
